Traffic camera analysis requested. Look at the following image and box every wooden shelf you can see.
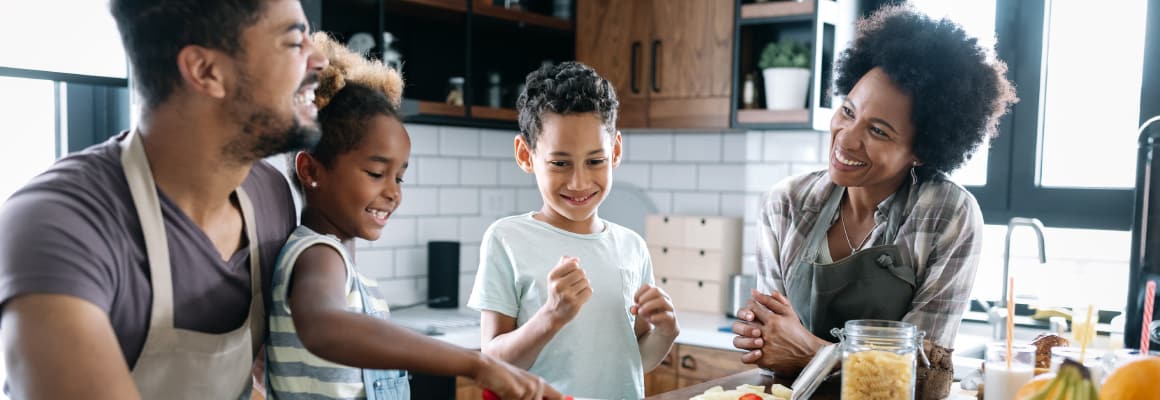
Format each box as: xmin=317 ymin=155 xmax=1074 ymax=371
xmin=418 ymin=100 xmax=467 ymax=117
xmin=470 ymin=106 xmax=519 ymax=121
xmin=740 ymin=0 xmax=815 ymax=22
xmin=473 ymin=3 xmax=573 ymax=32
xmin=736 ymin=108 xmax=810 ymax=125
xmin=395 ymin=0 xmax=467 ymax=13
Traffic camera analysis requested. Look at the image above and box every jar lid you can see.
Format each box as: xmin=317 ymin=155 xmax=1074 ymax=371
xmin=789 ymin=343 xmax=841 ymax=400
xmin=841 ymin=319 xmax=918 ymax=339
xmin=449 ymin=76 xmax=465 ymax=84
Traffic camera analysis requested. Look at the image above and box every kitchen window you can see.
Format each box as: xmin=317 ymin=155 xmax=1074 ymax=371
xmin=928 ymin=0 xmax=1152 ymax=231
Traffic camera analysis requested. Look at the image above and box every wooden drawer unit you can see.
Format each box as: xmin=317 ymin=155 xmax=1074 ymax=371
xmin=645 ymin=215 xmax=742 ymax=314
xmin=646 ymin=343 xmax=751 ymax=395
xmin=646 ymin=215 xmax=687 ymax=246
xmin=455 ymin=377 xmax=483 ymax=400
xmin=676 ymin=343 xmax=750 ymax=382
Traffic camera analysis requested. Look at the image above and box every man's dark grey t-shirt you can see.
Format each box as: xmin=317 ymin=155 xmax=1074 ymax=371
xmin=0 ymin=132 xmax=296 ymax=367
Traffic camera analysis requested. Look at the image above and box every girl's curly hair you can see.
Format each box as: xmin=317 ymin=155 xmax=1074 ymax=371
xmin=834 ymin=4 xmax=1018 ymax=178
xmin=309 ymin=32 xmax=405 ymax=168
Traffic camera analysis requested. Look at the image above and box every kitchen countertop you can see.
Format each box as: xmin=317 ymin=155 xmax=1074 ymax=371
xmin=645 ymin=369 xmax=979 ymax=400
xmin=389 ymin=308 xmax=744 ymax=352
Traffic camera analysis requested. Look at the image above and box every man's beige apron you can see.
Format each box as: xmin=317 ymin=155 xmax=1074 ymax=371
xmin=120 ymin=130 xmax=265 ymax=399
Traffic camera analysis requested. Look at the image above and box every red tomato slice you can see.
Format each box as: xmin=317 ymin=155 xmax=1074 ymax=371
xmin=739 ymin=394 xmax=763 ymax=400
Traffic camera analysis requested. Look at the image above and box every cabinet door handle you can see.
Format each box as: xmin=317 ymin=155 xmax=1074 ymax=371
xmin=630 ymin=41 xmax=641 ymax=94
xmin=680 ymin=355 xmax=696 ymax=369
xmin=650 ymin=39 xmax=661 ymax=93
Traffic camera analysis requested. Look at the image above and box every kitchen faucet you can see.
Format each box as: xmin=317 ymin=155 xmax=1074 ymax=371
xmin=989 ymin=217 xmax=1047 ymax=340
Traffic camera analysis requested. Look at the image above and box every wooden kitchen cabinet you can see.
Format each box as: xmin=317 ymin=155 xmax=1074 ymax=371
xmin=645 ymin=344 xmax=751 ymax=396
xmin=576 ymin=0 xmax=652 ymax=129
xmin=577 ymin=0 xmax=734 ymax=129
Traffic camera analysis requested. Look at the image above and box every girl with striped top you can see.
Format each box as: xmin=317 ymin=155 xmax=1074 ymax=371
xmin=265 ymin=32 xmax=561 ymax=400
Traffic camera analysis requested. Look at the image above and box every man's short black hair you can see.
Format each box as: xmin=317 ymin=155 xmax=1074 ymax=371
xmin=834 ymin=4 xmax=1018 ymax=178
xmin=109 ymin=0 xmax=268 ymax=108
xmin=516 ymin=61 xmax=619 ymax=150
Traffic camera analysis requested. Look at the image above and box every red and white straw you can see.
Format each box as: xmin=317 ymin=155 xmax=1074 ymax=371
xmin=1143 ymin=280 xmax=1155 ymax=353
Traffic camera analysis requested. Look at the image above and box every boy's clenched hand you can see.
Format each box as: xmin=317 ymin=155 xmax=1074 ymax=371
xmin=542 ymin=256 xmax=592 ymax=328
xmin=631 ymin=284 xmax=679 ymax=337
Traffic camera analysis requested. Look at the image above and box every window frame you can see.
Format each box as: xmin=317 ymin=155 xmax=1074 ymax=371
xmin=0 ymin=66 xmax=130 ymax=153
xmin=963 ymin=0 xmax=1149 ymax=231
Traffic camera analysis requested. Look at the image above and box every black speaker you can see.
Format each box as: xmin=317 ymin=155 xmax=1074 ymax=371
xmin=427 ymin=241 xmax=460 ymax=309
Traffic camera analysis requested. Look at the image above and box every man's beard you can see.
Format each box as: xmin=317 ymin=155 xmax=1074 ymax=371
xmin=223 ymin=72 xmax=322 ymax=164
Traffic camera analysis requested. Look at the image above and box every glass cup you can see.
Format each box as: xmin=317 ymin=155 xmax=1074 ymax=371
xmin=1104 ymin=348 xmax=1160 ymax=372
xmin=984 ymin=343 xmax=1035 ymax=400
xmin=1049 ymin=347 xmax=1108 ymax=386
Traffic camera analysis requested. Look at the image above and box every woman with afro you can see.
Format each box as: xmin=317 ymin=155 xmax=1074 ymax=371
xmin=732 ymin=4 xmax=1017 ymax=397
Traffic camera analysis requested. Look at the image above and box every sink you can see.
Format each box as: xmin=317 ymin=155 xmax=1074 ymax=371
xmin=951 ymin=321 xmax=1051 ymax=380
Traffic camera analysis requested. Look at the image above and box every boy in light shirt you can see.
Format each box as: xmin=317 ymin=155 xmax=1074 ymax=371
xmin=469 ymin=62 xmax=680 ymax=400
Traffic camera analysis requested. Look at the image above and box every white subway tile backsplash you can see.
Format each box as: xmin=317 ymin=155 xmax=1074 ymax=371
xmin=480 ymin=130 xmax=518 ymax=159
xmin=742 ymin=255 xmax=757 ymax=276
xmin=480 ymin=189 xmax=517 ymax=216
xmin=516 ymin=188 xmax=542 ymax=212
xmin=498 ymin=163 xmax=534 ymax=186
xmin=674 ymin=133 xmax=723 ymax=162
xmin=720 ymin=194 xmax=746 ymax=218
xmin=460 ymin=160 xmax=499 ymax=186
xmin=650 ymin=164 xmax=697 ymax=190
xmin=744 ymin=194 xmax=761 ymax=224
xmin=460 ymin=244 xmax=481 ymax=273
xmin=746 ymin=131 xmax=764 ymax=161
xmin=417 ymin=217 xmax=460 ymax=244
xmin=647 ymin=191 xmax=673 ymax=214
xmin=722 ymin=132 xmax=747 ymax=162
xmin=355 ymin=248 xmax=395 ymax=279
xmin=746 ymin=163 xmax=792 ymax=192
xmin=408 ymin=125 xmax=440 ymax=155
xmin=791 ymin=163 xmax=827 ymax=177
xmin=439 ymin=188 xmax=480 ymax=215
xmin=417 ymin=158 xmax=459 ymax=185
xmin=439 ymin=127 xmax=480 ymax=156
xmin=616 ymin=164 xmax=651 ymax=190
xmin=459 ymin=216 xmax=496 ymax=244
xmin=397 ymin=187 xmax=438 ymax=216
xmin=374 ymin=217 xmax=417 ymax=247
xmin=624 ymin=133 xmax=674 ymax=161
xmin=697 ymin=165 xmax=746 ymax=192
xmin=672 ymin=193 xmax=720 ymax=215
xmin=394 ymin=247 xmax=428 ymax=278
xmin=459 ymin=273 xmax=477 ymax=308
xmin=376 ymin=278 xmax=425 ymax=306
xmin=763 ymin=131 xmax=822 ymax=162
xmin=743 ymin=225 xmax=757 ymax=255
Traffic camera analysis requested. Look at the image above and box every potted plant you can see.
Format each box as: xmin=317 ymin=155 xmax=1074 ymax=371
xmin=758 ymin=40 xmax=811 ymax=110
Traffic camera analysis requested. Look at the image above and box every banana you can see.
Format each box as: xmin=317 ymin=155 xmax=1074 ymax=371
xmin=1028 ymin=358 xmax=1099 ymax=400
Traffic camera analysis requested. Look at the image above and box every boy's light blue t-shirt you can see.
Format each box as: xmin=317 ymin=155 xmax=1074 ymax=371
xmin=467 ymin=212 xmax=654 ymax=400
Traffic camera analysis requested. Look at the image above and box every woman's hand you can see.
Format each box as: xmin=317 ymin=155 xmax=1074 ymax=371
xmin=731 ymin=289 xmax=829 ymax=375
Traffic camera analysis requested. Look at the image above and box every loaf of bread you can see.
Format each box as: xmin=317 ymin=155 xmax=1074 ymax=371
xmin=1031 ymin=333 xmax=1070 ymax=370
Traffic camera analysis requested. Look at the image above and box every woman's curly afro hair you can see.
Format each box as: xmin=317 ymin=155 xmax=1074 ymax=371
xmin=834 ymin=4 xmax=1018 ymax=178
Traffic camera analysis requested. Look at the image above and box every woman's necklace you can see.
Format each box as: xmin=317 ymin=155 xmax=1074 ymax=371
xmin=838 ymin=202 xmax=875 ymax=253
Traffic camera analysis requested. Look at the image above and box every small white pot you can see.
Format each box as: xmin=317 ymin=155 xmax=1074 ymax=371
xmin=763 ymin=67 xmax=811 ymax=110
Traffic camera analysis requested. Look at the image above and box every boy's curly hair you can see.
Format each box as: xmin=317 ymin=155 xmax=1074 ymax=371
xmin=309 ymin=32 xmax=405 ymax=168
xmin=834 ymin=4 xmax=1018 ymax=178
xmin=516 ymin=62 xmax=619 ymax=150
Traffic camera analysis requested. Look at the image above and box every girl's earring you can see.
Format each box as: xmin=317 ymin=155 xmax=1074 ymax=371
xmin=310 ymin=181 xmax=319 ymax=188
xmin=910 ymin=163 xmax=919 ymax=185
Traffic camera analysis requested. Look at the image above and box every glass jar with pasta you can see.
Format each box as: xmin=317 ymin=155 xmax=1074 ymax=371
xmin=831 ymin=320 xmax=928 ymax=400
